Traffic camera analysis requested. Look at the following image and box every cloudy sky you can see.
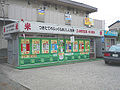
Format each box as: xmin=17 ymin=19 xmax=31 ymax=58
xmin=72 ymin=0 xmax=120 ymax=29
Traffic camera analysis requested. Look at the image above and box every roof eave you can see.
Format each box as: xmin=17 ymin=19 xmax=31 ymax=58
xmin=58 ymin=0 xmax=97 ymax=13
xmin=108 ymin=20 xmax=120 ymax=28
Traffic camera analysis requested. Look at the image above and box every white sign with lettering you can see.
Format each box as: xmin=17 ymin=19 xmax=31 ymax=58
xmin=4 ymin=21 xmax=104 ymax=37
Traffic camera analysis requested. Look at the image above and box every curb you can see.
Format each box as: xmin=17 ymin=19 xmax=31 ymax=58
xmin=16 ymin=58 xmax=103 ymax=69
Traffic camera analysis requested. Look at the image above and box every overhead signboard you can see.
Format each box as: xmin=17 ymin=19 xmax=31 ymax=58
xmin=4 ymin=21 xmax=104 ymax=37
xmin=104 ymin=30 xmax=118 ymax=36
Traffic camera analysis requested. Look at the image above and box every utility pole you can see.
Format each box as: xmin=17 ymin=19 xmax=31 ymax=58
xmin=1 ymin=0 xmax=5 ymax=26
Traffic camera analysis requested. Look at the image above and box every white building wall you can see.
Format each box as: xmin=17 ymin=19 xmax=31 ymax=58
xmin=109 ymin=23 xmax=120 ymax=31
xmin=94 ymin=19 xmax=105 ymax=29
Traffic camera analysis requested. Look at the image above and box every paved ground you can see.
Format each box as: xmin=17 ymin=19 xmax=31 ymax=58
xmin=1 ymin=60 xmax=120 ymax=90
xmin=0 ymin=63 xmax=29 ymax=90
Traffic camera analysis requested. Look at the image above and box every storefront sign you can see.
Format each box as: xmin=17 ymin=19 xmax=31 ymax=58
xmin=104 ymin=30 xmax=118 ymax=36
xmin=3 ymin=23 xmax=18 ymax=34
xmin=4 ymin=21 xmax=104 ymax=37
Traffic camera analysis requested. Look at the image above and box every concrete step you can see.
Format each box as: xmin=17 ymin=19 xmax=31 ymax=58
xmin=0 ymin=57 xmax=7 ymax=63
xmin=0 ymin=48 xmax=7 ymax=57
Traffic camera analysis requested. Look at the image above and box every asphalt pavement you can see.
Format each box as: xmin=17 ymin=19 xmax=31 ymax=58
xmin=0 ymin=63 xmax=29 ymax=90
xmin=0 ymin=60 xmax=120 ymax=90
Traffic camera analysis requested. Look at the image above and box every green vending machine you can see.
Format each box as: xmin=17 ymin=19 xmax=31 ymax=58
xmin=50 ymin=39 xmax=58 ymax=62
xmin=65 ymin=39 xmax=73 ymax=61
xmin=84 ymin=40 xmax=90 ymax=59
xmin=58 ymin=39 xmax=65 ymax=61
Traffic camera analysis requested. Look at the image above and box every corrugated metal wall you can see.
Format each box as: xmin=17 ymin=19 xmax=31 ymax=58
xmin=8 ymin=5 xmax=37 ymax=21
xmin=95 ymin=37 xmax=103 ymax=57
xmin=8 ymin=34 xmax=19 ymax=66
xmin=0 ymin=4 xmax=8 ymax=18
xmin=6 ymin=0 xmax=105 ymax=29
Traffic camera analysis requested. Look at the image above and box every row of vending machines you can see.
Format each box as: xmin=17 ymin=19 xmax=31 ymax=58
xmin=19 ymin=37 xmax=90 ymax=65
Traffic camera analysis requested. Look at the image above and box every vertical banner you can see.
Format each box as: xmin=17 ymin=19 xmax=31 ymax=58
xmin=85 ymin=40 xmax=90 ymax=52
xmin=38 ymin=9 xmax=45 ymax=15
xmin=21 ymin=39 xmax=30 ymax=54
xmin=106 ymin=39 xmax=111 ymax=50
xmin=66 ymin=40 xmax=72 ymax=52
xmin=32 ymin=39 xmax=40 ymax=54
xmin=65 ymin=13 xmax=71 ymax=25
xmin=73 ymin=41 xmax=78 ymax=52
xmin=79 ymin=40 xmax=84 ymax=52
xmin=37 ymin=9 xmax=45 ymax=22
xmin=51 ymin=40 xmax=57 ymax=53
xmin=42 ymin=40 xmax=49 ymax=53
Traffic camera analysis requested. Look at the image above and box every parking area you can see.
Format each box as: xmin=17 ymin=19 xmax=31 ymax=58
xmin=0 ymin=60 xmax=120 ymax=90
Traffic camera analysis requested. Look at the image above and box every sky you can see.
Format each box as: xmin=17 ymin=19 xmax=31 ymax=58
xmin=72 ymin=0 xmax=120 ymax=30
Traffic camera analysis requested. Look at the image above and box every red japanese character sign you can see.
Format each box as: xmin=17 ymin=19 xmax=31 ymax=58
xmin=25 ymin=23 xmax=31 ymax=31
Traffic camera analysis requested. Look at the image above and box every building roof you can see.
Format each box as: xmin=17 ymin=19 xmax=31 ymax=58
xmin=43 ymin=0 xmax=97 ymax=13
xmin=58 ymin=0 xmax=97 ymax=12
xmin=108 ymin=20 xmax=120 ymax=28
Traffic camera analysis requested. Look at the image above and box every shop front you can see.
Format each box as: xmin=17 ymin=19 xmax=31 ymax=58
xmin=4 ymin=21 xmax=104 ymax=68
xmin=104 ymin=30 xmax=118 ymax=51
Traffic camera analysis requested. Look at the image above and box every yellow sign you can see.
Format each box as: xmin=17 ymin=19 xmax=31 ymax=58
xmin=85 ymin=17 xmax=94 ymax=27
xmin=38 ymin=9 xmax=45 ymax=15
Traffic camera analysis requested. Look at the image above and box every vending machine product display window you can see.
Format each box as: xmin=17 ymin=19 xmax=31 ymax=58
xmin=73 ymin=41 xmax=78 ymax=52
xmin=66 ymin=40 xmax=72 ymax=52
xmin=85 ymin=40 xmax=90 ymax=52
xmin=15 ymin=36 xmax=92 ymax=67
xmin=79 ymin=40 xmax=84 ymax=52
xmin=42 ymin=40 xmax=49 ymax=53
xmin=51 ymin=40 xmax=57 ymax=53
xmin=21 ymin=39 xmax=30 ymax=54
xmin=32 ymin=39 xmax=40 ymax=54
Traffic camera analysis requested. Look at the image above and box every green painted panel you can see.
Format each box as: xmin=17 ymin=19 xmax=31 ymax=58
xmin=18 ymin=37 xmax=90 ymax=67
